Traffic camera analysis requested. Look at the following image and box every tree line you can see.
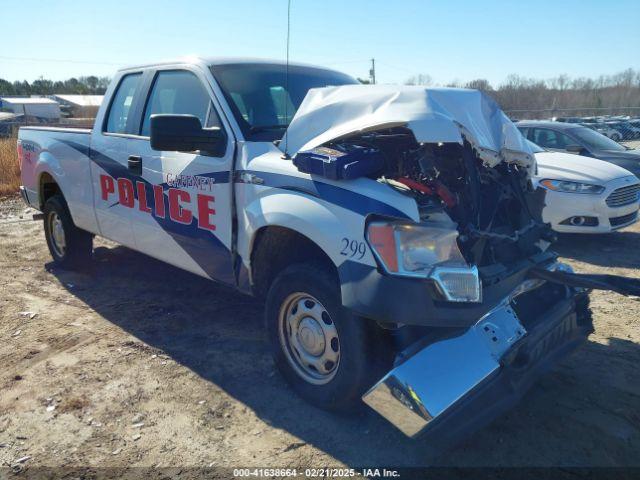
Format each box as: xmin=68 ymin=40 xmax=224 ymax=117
xmin=0 ymin=76 xmax=110 ymax=96
xmin=406 ymin=68 xmax=640 ymax=118
xmin=2 ymin=68 xmax=639 ymax=119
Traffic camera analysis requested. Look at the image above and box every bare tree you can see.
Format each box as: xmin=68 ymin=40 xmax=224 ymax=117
xmin=405 ymin=74 xmax=433 ymax=86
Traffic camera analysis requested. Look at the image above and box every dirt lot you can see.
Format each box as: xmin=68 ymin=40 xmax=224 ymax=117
xmin=1 ymin=195 xmax=639 ymax=475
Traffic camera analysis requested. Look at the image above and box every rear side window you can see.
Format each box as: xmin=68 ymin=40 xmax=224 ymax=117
xmin=531 ymin=128 xmax=574 ymax=149
xmin=140 ymin=70 xmax=219 ymax=137
xmin=105 ymin=73 xmax=142 ymax=134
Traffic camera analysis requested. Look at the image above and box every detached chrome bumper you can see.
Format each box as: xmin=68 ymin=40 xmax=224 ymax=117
xmin=363 ymin=285 xmax=592 ymax=441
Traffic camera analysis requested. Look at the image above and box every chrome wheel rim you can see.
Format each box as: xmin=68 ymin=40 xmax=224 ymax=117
xmin=48 ymin=211 xmax=66 ymax=257
xmin=278 ymin=292 xmax=340 ymax=385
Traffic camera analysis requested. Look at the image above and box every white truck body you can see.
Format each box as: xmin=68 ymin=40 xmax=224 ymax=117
xmin=20 ymin=57 xmax=625 ymax=444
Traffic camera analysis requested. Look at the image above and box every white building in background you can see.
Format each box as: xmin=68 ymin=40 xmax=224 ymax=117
xmin=51 ymin=94 xmax=104 ymax=118
xmin=0 ymin=97 xmax=61 ymax=120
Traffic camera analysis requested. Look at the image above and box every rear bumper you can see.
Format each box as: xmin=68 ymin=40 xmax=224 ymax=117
xmin=363 ymin=286 xmax=592 ymax=444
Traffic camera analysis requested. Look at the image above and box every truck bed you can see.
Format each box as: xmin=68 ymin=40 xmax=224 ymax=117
xmin=18 ymin=126 xmax=95 ymax=233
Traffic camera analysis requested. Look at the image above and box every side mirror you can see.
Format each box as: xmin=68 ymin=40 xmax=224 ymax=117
xmin=566 ymin=144 xmax=584 ymax=154
xmin=150 ymin=114 xmax=225 ymax=155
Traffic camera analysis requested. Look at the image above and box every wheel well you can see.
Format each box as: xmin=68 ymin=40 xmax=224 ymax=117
xmin=251 ymin=226 xmax=338 ymax=298
xmin=39 ymin=172 xmax=61 ymax=208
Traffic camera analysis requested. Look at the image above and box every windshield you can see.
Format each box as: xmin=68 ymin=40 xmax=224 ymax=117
xmin=569 ymin=126 xmax=625 ymax=151
xmin=210 ymin=63 xmax=358 ymax=141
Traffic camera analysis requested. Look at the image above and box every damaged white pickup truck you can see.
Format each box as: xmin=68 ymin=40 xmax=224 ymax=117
xmin=17 ymin=58 xmax=640 ymax=445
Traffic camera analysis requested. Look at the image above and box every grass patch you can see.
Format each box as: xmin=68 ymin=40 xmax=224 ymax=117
xmin=0 ymin=135 xmax=20 ymax=197
xmin=57 ymin=395 xmax=90 ymax=414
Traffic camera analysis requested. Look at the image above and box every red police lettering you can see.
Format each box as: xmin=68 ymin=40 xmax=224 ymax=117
xmin=153 ymin=185 xmax=166 ymax=218
xmin=168 ymin=188 xmax=192 ymax=224
xmin=117 ymin=178 xmax=135 ymax=208
xmin=100 ymin=174 xmax=115 ymax=200
xmin=97 ymin=174 xmax=217 ymax=228
xmin=197 ymin=194 xmax=216 ymax=231
xmin=136 ymin=181 xmax=152 ymax=213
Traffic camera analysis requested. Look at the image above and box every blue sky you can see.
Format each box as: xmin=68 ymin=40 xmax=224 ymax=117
xmin=2 ymin=0 xmax=639 ymax=85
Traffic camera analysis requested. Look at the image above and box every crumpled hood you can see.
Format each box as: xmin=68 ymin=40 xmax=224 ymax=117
xmin=535 ymin=151 xmax=634 ymax=183
xmin=280 ymin=85 xmax=535 ymax=175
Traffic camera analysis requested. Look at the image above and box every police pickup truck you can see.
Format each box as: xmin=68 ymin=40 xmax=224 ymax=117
xmin=17 ymin=58 xmax=639 ymax=444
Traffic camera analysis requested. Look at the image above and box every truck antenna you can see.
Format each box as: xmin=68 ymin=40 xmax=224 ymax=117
xmin=281 ymin=0 xmax=292 ymax=159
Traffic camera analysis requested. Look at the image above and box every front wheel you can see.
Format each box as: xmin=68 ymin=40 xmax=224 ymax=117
xmin=265 ymin=262 xmax=382 ymax=411
xmin=43 ymin=195 xmax=93 ymax=269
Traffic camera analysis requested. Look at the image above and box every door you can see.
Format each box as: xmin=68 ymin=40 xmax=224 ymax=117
xmin=90 ymin=72 xmax=144 ymax=248
xmin=125 ymin=68 xmax=236 ymax=284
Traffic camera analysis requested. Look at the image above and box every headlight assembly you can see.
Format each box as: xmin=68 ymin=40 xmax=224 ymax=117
xmin=366 ymin=221 xmax=481 ymax=303
xmin=540 ymin=179 xmax=605 ymax=194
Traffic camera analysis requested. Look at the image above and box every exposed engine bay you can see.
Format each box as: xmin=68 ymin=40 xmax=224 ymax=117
xmin=294 ymin=127 xmax=554 ymax=270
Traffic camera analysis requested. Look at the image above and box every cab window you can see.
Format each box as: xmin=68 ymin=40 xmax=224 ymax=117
xmin=105 ymin=73 xmax=142 ymax=134
xmin=140 ymin=70 xmax=222 ymax=137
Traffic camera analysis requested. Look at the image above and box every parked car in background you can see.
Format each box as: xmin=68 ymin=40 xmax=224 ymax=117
xmin=590 ymin=123 xmax=623 ymax=141
xmin=529 ymin=141 xmax=640 ymax=233
xmin=553 ymin=116 xmax=583 ymax=123
xmin=517 ymin=121 xmax=640 ymax=178
xmin=606 ymin=122 xmax=640 ymax=140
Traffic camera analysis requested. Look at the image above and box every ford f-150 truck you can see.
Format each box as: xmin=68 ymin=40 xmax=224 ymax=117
xmin=17 ymin=57 xmax=639 ymax=445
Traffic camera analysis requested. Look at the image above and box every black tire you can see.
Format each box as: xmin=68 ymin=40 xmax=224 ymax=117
xmin=43 ymin=195 xmax=93 ymax=269
xmin=265 ymin=261 xmax=381 ymax=411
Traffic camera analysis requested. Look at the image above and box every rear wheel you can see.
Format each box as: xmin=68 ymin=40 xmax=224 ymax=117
xmin=43 ymin=195 xmax=93 ymax=269
xmin=265 ymin=262 xmax=382 ymax=411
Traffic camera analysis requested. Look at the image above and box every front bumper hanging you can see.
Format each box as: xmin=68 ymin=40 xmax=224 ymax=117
xmin=362 ymin=261 xmax=640 ymax=441
xmin=363 ymin=300 xmax=529 ymax=438
xmin=363 ymin=287 xmax=592 ymax=441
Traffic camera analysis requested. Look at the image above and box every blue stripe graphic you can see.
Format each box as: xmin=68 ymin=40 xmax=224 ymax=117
xmin=61 ymin=140 xmax=410 ymax=288
xmin=237 ymin=170 xmax=410 ymax=219
xmin=63 ymin=140 xmax=235 ymax=285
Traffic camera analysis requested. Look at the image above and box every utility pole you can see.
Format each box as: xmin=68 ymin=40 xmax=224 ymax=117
xmin=369 ymin=58 xmax=376 ymax=85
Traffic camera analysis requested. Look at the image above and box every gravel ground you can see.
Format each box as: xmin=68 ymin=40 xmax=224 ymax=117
xmin=0 ymin=195 xmax=639 ymax=476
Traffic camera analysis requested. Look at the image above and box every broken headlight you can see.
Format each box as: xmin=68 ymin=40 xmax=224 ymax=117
xmin=366 ymin=221 xmax=481 ymax=302
xmin=540 ymin=179 xmax=605 ymax=194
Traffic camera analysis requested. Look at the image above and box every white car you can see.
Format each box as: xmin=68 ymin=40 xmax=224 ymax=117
xmin=532 ymin=141 xmax=640 ymax=233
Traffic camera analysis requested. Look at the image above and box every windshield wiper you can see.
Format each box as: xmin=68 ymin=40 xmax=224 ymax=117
xmin=249 ymin=124 xmax=288 ymax=133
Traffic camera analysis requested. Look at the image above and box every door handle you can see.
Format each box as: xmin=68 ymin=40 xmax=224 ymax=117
xmin=128 ymin=155 xmax=142 ymax=175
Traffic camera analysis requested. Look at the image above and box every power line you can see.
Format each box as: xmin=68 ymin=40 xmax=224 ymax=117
xmin=321 ymin=59 xmax=369 ymax=66
xmin=0 ymin=55 xmax=121 ymax=66
xmin=375 ymin=60 xmax=416 ymax=74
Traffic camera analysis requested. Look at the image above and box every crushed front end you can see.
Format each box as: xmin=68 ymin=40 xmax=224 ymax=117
xmin=283 ymin=86 xmax=637 ymax=441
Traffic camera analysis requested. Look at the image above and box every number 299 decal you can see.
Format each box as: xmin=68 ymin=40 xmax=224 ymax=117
xmin=340 ymin=237 xmax=366 ymax=259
